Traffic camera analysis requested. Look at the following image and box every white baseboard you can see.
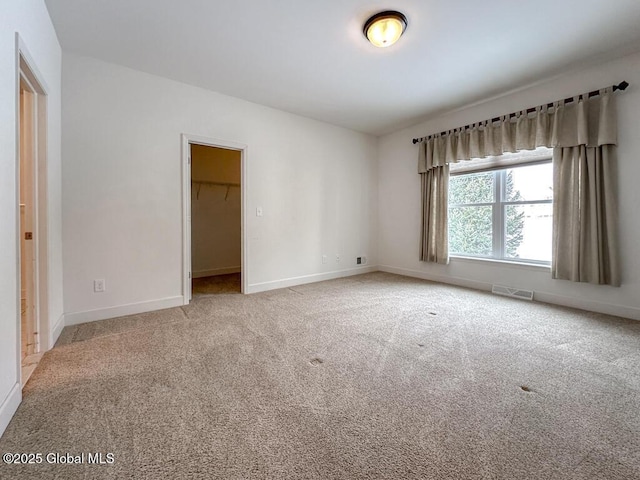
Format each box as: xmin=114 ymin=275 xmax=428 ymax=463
xmin=247 ymin=266 xmax=378 ymax=294
xmin=193 ymin=266 xmax=241 ymax=278
xmin=50 ymin=313 xmax=65 ymax=347
xmin=378 ymin=264 xmax=640 ymax=321
xmin=533 ymin=291 xmax=640 ymax=321
xmin=64 ymin=296 xmax=185 ymax=326
xmin=0 ymin=383 xmax=21 ymax=438
xmin=379 ymin=265 xmax=493 ymax=293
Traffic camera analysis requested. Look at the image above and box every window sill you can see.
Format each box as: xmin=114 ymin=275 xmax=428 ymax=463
xmin=450 ymin=255 xmax=551 ymax=271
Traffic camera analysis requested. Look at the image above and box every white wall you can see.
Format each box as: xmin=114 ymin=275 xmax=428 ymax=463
xmin=0 ymin=0 xmax=62 ymax=436
xmin=62 ymin=53 xmax=378 ymax=320
xmin=378 ymin=51 xmax=640 ymax=320
xmin=191 ymin=147 xmax=241 ymax=277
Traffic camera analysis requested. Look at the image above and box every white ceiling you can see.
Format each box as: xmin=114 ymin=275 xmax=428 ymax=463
xmin=45 ymin=0 xmax=640 ymax=135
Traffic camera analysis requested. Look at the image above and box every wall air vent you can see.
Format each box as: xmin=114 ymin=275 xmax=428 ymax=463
xmin=491 ymin=284 xmax=534 ymax=301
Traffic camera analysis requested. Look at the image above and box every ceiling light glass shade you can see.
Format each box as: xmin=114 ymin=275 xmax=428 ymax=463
xmin=364 ymin=11 xmax=407 ymax=48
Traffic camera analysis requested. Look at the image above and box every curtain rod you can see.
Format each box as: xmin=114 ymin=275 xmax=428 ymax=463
xmin=411 ymin=81 xmax=629 ymax=145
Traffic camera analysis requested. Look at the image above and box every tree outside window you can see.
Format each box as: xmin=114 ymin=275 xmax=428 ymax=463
xmin=448 ymin=162 xmax=552 ymax=263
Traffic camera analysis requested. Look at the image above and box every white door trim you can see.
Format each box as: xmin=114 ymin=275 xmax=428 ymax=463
xmin=15 ymin=34 xmax=50 ymax=377
xmin=181 ymin=134 xmax=248 ymax=303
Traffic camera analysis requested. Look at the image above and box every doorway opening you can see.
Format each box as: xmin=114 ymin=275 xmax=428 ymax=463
xmin=191 ymin=144 xmax=241 ymax=296
xmin=182 ymin=135 xmax=247 ymax=302
xmin=17 ymin=50 xmax=48 ymax=386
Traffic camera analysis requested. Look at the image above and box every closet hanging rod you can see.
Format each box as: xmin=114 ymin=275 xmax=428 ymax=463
xmin=411 ymin=80 xmax=629 ymax=145
xmin=191 ymin=180 xmax=240 ymax=187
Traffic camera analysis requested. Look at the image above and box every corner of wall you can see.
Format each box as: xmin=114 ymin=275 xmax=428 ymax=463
xmin=50 ymin=313 xmax=65 ymax=347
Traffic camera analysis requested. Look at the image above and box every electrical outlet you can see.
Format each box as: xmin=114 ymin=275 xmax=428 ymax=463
xmin=322 ymin=255 xmax=327 ymax=264
xmin=357 ymin=257 xmax=362 ymax=265
xmin=336 ymin=254 xmax=340 ymax=263
xmin=256 ymin=206 xmax=263 ymax=217
xmin=94 ymin=279 xmax=105 ymax=293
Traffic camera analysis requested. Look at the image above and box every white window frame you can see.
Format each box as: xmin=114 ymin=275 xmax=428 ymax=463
xmin=448 ymin=158 xmax=553 ymax=265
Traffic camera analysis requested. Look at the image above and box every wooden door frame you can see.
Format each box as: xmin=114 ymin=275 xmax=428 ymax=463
xmin=181 ymin=134 xmax=248 ymax=302
xmin=15 ymin=34 xmax=50 ymax=382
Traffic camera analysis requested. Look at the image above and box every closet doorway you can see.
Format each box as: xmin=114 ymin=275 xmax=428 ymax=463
xmin=182 ymin=135 xmax=247 ymax=301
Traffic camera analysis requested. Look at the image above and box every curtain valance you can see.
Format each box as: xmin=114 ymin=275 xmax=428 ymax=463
xmin=418 ymin=88 xmax=616 ymax=173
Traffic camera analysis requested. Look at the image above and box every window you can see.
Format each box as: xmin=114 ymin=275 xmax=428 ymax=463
xmin=448 ymin=159 xmax=553 ymax=264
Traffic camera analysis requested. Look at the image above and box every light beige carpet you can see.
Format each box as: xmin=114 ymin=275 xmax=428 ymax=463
xmin=1 ymin=272 xmax=639 ymax=479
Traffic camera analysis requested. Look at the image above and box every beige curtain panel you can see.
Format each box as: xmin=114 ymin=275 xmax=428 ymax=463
xmin=553 ymin=145 xmax=619 ymax=285
xmin=417 ymin=88 xmax=620 ymax=285
xmin=420 ymin=165 xmax=449 ymax=264
xmin=418 ymin=88 xmax=617 ymax=172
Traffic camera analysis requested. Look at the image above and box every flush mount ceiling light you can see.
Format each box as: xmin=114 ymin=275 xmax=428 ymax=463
xmin=363 ymin=10 xmax=408 ymax=48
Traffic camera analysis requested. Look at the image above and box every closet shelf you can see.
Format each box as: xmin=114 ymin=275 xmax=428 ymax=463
xmin=191 ymin=180 xmax=240 ymax=187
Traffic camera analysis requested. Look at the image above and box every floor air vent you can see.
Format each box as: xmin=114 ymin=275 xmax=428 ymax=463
xmin=492 ymin=284 xmax=534 ymax=301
